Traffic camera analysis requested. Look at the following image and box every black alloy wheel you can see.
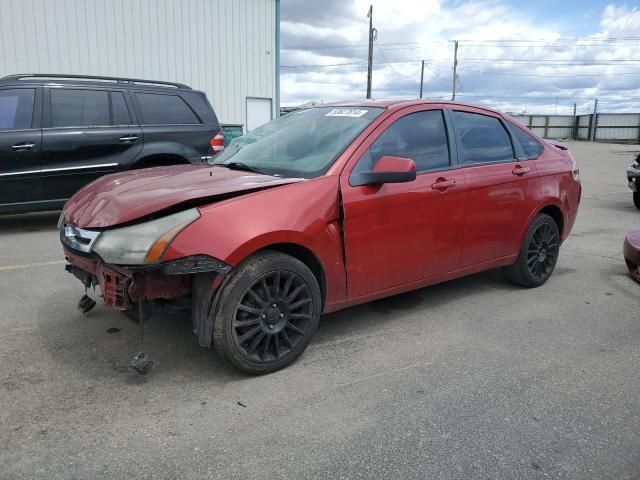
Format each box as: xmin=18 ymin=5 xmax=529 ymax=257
xmin=212 ymin=251 xmax=321 ymax=374
xmin=232 ymin=270 xmax=313 ymax=362
xmin=526 ymin=222 xmax=560 ymax=283
xmin=503 ymin=213 xmax=560 ymax=288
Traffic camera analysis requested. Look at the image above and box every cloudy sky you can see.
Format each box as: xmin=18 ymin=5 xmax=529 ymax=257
xmin=279 ymin=0 xmax=640 ymax=114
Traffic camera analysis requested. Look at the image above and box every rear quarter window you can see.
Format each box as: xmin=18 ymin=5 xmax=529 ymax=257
xmin=135 ymin=92 xmax=201 ymax=125
xmin=508 ymin=124 xmax=544 ymax=159
xmin=111 ymin=91 xmax=132 ymax=125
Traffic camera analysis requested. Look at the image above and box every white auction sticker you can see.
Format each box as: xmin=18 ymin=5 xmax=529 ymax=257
xmin=325 ymin=108 xmax=368 ymax=118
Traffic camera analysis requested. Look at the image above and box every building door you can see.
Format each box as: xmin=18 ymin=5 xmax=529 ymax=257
xmin=246 ymin=97 xmax=272 ymax=132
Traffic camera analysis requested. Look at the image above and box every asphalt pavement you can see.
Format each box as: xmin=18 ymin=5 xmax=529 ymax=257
xmin=1 ymin=141 xmax=639 ymax=479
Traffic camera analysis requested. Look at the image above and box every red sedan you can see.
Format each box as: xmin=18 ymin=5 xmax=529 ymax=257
xmin=60 ymin=100 xmax=581 ymax=374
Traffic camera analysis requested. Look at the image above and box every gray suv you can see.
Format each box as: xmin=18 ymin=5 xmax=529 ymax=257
xmin=0 ymin=74 xmax=223 ymax=214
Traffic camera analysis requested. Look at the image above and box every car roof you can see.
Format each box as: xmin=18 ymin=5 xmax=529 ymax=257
xmin=0 ymin=74 xmax=193 ymax=92
xmin=319 ymin=98 xmax=504 ymax=116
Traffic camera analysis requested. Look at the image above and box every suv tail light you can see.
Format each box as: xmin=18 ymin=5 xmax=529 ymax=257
xmin=209 ymin=130 xmax=225 ymax=154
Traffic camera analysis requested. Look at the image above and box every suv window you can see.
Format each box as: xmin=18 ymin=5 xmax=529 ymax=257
xmin=0 ymin=89 xmax=35 ymax=130
xmin=135 ymin=92 xmax=200 ymax=125
xmin=453 ymin=111 xmax=514 ymax=164
xmin=111 ymin=92 xmax=132 ymax=125
xmin=51 ymin=89 xmax=109 ymax=128
xmin=354 ymin=110 xmax=450 ymax=174
xmin=509 ymin=124 xmax=544 ymax=159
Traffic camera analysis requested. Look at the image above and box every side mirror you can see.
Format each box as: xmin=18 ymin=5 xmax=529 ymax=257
xmin=350 ymin=156 xmax=417 ymax=187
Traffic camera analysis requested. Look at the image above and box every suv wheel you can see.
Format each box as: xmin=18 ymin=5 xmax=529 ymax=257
xmin=211 ymin=251 xmax=321 ymax=375
xmin=503 ymin=213 xmax=560 ymax=288
xmin=634 ymin=192 xmax=640 ymax=210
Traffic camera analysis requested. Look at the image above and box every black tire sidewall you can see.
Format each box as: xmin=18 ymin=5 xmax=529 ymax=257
xmin=213 ymin=252 xmax=321 ymax=374
xmin=633 ymin=192 xmax=640 ymax=210
xmin=518 ymin=214 xmax=560 ymax=287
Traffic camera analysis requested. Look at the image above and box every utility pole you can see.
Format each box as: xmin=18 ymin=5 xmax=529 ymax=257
xmin=451 ymin=40 xmax=459 ymax=101
xmin=366 ymin=5 xmax=374 ymax=99
xmin=590 ymin=98 xmax=598 ymax=142
xmin=419 ymin=60 xmax=425 ymax=98
xmin=572 ymin=103 xmax=577 ymax=139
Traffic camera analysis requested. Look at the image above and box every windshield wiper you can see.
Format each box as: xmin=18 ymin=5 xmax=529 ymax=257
xmin=217 ymin=162 xmax=267 ymax=175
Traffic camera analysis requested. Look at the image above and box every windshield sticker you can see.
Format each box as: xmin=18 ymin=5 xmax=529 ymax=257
xmin=325 ymin=108 xmax=368 ymax=118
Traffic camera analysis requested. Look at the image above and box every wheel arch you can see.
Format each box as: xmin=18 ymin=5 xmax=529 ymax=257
xmin=521 ymin=201 xmax=565 ymax=241
xmin=131 ymin=141 xmax=202 ymax=168
xmin=538 ymin=204 xmax=564 ymax=238
xmin=132 ymin=153 xmax=191 ymax=169
xmin=255 ymin=243 xmax=327 ymax=307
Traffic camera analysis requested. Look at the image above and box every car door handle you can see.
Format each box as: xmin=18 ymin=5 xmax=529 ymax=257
xmin=431 ymin=178 xmax=456 ymax=190
xmin=119 ymin=135 xmax=139 ymax=143
xmin=512 ymin=165 xmax=531 ymax=176
xmin=11 ymin=143 xmax=36 ymax=151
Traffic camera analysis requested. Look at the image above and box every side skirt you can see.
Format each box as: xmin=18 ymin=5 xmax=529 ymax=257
xmin=323 ymin=254 xmax=518 ymax=313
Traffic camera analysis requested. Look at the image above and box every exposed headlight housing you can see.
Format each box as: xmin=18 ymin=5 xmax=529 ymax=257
xmin=92 ymin=209 xmax=200 ymax=265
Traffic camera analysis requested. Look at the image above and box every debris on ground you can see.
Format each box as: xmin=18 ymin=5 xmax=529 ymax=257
xmin=78 ymin=294 xmax=96 ymax=313
xmin=130 ymin=352 xmax=154 ymax=375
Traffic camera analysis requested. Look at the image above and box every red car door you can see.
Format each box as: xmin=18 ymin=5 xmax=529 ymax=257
xmin=340 ymin=107 xmax=466 ymax=299
xmin=449 ymin=109 xmax=542 ymax=267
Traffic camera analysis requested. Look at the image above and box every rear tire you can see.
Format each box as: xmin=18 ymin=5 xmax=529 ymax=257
xmin=633 ymin=192 xmax=640 ymax=210
xmin=503 ymin=213 xmax=560 ymax=288
xmin=211 ymin=251 xmax=321 ymax=375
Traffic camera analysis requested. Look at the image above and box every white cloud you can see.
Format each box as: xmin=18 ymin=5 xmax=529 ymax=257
xmin=600 ymin=4 xmax=640 ymax=34
xmin=280 ymin=0 xmax=640 ymax=114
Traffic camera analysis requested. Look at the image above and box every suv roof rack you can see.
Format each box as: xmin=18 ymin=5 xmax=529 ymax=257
xmin=0 ymin=73 xmax=191 ymax=89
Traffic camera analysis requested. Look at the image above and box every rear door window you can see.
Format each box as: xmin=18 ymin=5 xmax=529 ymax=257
xmin=452 ymin=111 xmax=514 ymax=165
xmin=508 ymin=124 xmax=544 ymax=159
xmin=50 ymin=89 xmax=110 ymax=128
xmin=111 ymin=91 xmax=132 ymax=125
xmin=354 ymin=110 xmax=450 ymax=174
xmin=0 ymin=88 xmax=35 ymax=130
xmin=135 ymin=92 xmax=200 ymax=125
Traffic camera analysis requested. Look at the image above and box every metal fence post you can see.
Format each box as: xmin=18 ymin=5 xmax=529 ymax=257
xmin=544 ymin=116 xmax=549 ymax=139
xmin=590 ymin=99 xmax=598 ymax=142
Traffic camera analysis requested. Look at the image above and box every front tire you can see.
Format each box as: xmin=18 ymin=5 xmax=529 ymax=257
xmin=503 ymin=213 xmax=560 ymax=288
xmin=212 ymin=251 xmax=321 ymax=375
xmin=633 ymin=192 xmax=640 ymax=210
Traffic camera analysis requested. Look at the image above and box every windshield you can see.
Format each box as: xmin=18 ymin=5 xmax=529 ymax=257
xmin=210 ymin=107 xmax=384 ymax=178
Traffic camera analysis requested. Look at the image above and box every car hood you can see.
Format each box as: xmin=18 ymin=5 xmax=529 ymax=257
xmin=64 ymin=165 xmax=304 ymax=228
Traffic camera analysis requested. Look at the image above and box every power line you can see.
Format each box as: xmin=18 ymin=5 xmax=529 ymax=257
xmin=455 ymin=67 xmax=640 ymax=77
xmin=282 ymin=41 xmax=420 ymax=51
xmin=454 ymin=36 xmax=640 ymax=43
xmin=374 ymin=40 xmax=418 ymax=79
xmin=453 ymin=43 xmax=640 ymax=49
xmin=455 ymin=94 xmax=640 ymax=101
xmin=281 ymin=61 xmax=362 ymax=69
xmin=457 ymin=58 xmax=640 ymax=62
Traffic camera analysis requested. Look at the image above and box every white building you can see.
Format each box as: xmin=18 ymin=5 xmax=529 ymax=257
xmin=0 ymin=0 xmax=280 ymax=131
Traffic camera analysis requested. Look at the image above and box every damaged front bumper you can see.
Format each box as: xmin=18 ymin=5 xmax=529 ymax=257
xmin=63 ymin=247 xmax=232 ymax=347
xmin=63 ymin=247 xmax=230 ymax=309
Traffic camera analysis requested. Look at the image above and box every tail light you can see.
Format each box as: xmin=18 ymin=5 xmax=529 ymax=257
xmin=570 ymin=154 xmax=580 ymax=181
xmin=209 ymin=130 xmax=225 ymax=154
